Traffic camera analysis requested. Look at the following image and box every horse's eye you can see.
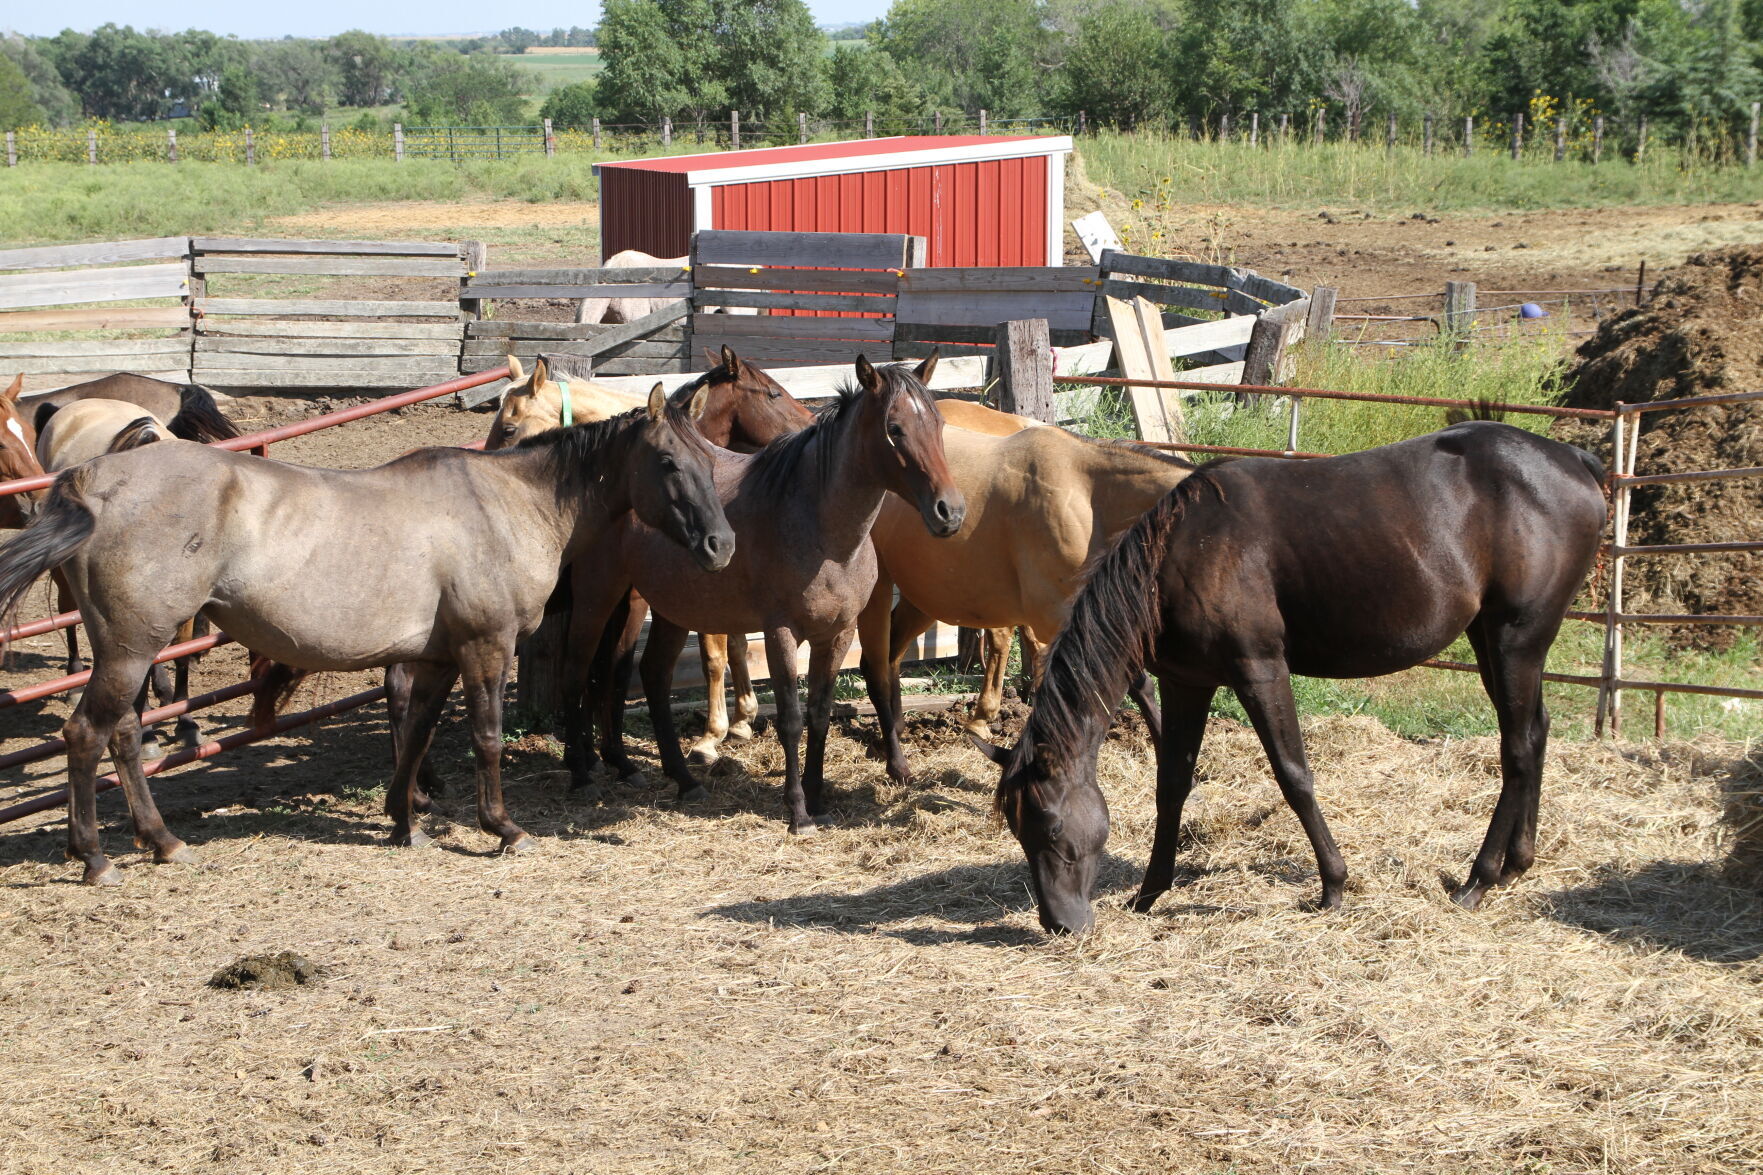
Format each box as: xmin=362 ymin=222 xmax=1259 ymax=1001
xmin=1046 ymin=817 xmax=1064 ymax=842
xmin=888 ymin=423 xmax=904 ymax=438
xmin=768 ymin=390 xmax=781 ymax=399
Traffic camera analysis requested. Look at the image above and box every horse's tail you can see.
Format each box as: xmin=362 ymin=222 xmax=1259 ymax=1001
xmin=250 ymin=657 xmax=309 ymax=728
xmin=0 ymin=470 xmax=96 ymax=649
xmin=32 ymin=400 xmax=60 ymax=435
xmin=167 ymin=384 xmax=240 ymax=444
xmin=105 ymin=416 xmax=165 ymax=454
xmin=1444 ymin=398 xmax=1506 ymax=426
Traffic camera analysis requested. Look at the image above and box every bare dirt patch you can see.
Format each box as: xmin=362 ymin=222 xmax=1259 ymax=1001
xmin=268 ymin=200 xmax=601 ymax=235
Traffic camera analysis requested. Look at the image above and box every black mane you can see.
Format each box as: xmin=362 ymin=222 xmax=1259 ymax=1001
xmin=515 ymin=403 xmax=709 ymax=504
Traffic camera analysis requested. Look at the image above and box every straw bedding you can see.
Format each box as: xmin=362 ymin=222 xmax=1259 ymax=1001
xmin=0 ymin=691 xmax=1758 ymax=1174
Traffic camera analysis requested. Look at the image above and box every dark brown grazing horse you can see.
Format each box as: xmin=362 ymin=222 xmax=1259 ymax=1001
xmin=23 ymin=374 xmax=227 ymax=438
xmin=563 ymin=356 xmax=965 ymax=833
xmin=0 ymin=388 xmax=733 ymax=884
xmin=973 ymin=421 xmax=1607 ymax=934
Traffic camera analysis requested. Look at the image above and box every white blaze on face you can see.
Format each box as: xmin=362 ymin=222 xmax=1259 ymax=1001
xmin=4 ymin=417 xmax=23 ymax=444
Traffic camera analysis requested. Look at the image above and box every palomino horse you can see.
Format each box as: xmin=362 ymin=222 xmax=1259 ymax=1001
xmin=973 ymin=422 xmax=1607 ymax=934
xmin=563 ymin=356 xmax=966 ymax=834
xmin=0 ymin=387 xmax=734 ymax=885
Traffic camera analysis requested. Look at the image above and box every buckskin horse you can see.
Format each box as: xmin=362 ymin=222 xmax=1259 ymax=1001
xmin=973 ymin=422 xmax=1607 ymax=934
xmin=0 ymin=387 xmax=733 ymax=885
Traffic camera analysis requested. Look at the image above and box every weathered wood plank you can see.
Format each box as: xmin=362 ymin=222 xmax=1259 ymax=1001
xmin=195 ymin=256 xmax=466 ymax=278
xmin=0 ymin=338 xmax=192 ymax=358
xmin=1180 ymin=360 xmax=1247 ymax=384
xmin=1164 ymin=314 xmax=1256 ymax=359
xmin=900 ymin=267 xmax=1099 ymax=294
xmin=196 ymin=297 xmax=466 ymax=319
xmin=1224 ymin=290 xmax=1272 ymax=317
xmin=1098 ymin=250 xmax=1246 ymax=290
xmin=466 ymin=320 xmax=687 ymax=342
xmin=890 ymin=340 xmax=997 ymax=360
xmin=464 ymin=340 xmax=687 ymax=360
xmin=1098 ymin=278 xmax=1232 ymax=314
xmin=1103 ymin=296 xmax=1177 ymax=444
xmin=685 ymin=333 xmax=893 ymax=365
xmin=197 ymin=319 xmax=464 ymax=340
xmin=191 ymin=237 xmax=459 ymax=257
xmin=895 ymin=289 xmax=1093 ymax=332
xmin=4 ymin=350 xmax=193 ymax=375
xmin=693 ymin=230 xmax=916 ymax=270
xmin=462 ymin=281 xmax=690 ymax=300
xmin=0 ymin=264 xmax=190 ymax=311
xmin=1237 ymin=271 xmax=1304 ymax=305
xmin=19 ymin=369 xmax=190 ymax=393
xmin=590 ymin=354 xmax=989 ymax=400
xmin=195 ymin=337 xmax=458 ymax=357
xmin=691 ymin=266 xmax=901 ymax=294
xmin=894 ymin=321 xmax=1090 ymax=348
xmin=0 ymin=306 xmax=190 ymax=334
xmin=995 ymin=318 xmax=1056 ymax=422
xmin=468 ymin=266 xmax=689 ymax=285
xmin=688 ymin=313 xmax=893 ymax=342
xmin=694 ymin=290 xmax=896 ymax=314
xmin=0 ymin=237 xmax=190 ymax=272
xmin=193 ymin=352 xmax=459 ymax=372
xmin=593 ymin=357 xmax=698 ymax=376
xmin=194 ymin=369 xmax=460 ymax=389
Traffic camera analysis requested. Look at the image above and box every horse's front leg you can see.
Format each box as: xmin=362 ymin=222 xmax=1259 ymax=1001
xmin=803 ymin=627 xmax=856 ymax=826
xmin=857 ymin=580 xmax=911 ymax=786
xmin=168 ymin=615 xmax=206 ymax=749
xmin=687 ymin=632 xmax=730 ymax=766
xmin=763 ymin=627 xmax=812 ymax=834
xmin=559 ymin=572 xmax=631 ymax=790
xmin=726 ymin=635 xmax=758 ymax=741
xmin=596 ymin=594 xmax=646 ymax=780
xmin=457 ymin=643 xmax=532 ymax=854
xmin=638 ymin=615 xmax=700 ymax=801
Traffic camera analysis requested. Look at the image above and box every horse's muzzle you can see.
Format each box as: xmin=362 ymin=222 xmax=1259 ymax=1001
xmin=924 ymin=491 xmax=966 ymax=539
xmin=695 ymin=526 xmax=735 ymax=573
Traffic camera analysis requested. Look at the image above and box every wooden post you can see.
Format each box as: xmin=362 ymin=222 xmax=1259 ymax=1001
xmin=321 ymin=122 xmax=331 ymax=160
xmin=1219 ymin=112 xmax=1231 ymax=141
xmin=167 ymin=127 xmax=178 ymax=163
xmin=1749 ymin=102 xmax=1760 ymax=168
xmin=1511 ymin=111 xmax=1522 ymax=159
xmin=978 ymin=109 xmax=988 ymax=135
xmin=1424 ymin=112 xmax=1434 ymax=155
xmin=459 ymin=240 xmax=487 ymax=320
xmin=1242 ymin=301 xmax=1305 ymax=388
xmin=662 ymin=116 xmax=672 ymax=146
xmin=993 ymin=318 xmax=1055 ymax=423
xmin=591 ymin=117 xmax=602 ymax=150
xmin=934 ymin=110 xmax=942 ymax=135
xmin=245 ymin=126 xmax=255 ymax=166
xmin=1314 ymin=107 xmax=1325 ymax=144
xmin=1304 ymin=285 xmax=1337 ymax=348
xmin=516 ymin=591 xmax=573 ymax=728
xmin=4 ymin=131 xmax=14 ymax=168
xmin=1635 ymin=116 xmax=1647 ymax=163
xmin=1444 ymin=280 xmax=1477 ymax=335
xmin=543 ymin=118 xmax=555 ymax=156
xmin=1593 ymin=115 xmax=1605 ymax=163
xmin=1555 ymin=116 xmax=1567 ymax=162
xmin=1076 ymin=110 xmax=1085 ymax=135
xmin=799 ymin=112 xmax=808 ymax=143
xmin=731 ymin=110 xmax=740 ymax=149
xmin=1249 ymin=112 xmax=1259 ymax=146
xmin=1386 ymin=112 xmax=1396 ymax=150
xmin=87 ymin=127 xmax=97 ymax=164
xmin=1463 ymin=115 xmax=1474 ymax=156
xmin=865 ymin=110 xmax=874 ymax=138
xmin=1278 ymin=112 xmax=1289 ymax=139
xmin=394 ymin=123 xmax=404 ymax=161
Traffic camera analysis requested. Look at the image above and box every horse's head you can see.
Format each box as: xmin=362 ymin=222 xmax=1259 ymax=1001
xmin=699 ymin=345 xmax=813 ymax=450
xmin=970 ymin=730 xmax=1109 ymax=935
xmin=853 ymin=353 xmax=966 ymax=538
xmin=628 ymin=383 xmax=734 ymax=573
xmin=486 ymin=356 xmax=557 ymax=451
xmin=0 ymin=375 xmax=45 ymax=528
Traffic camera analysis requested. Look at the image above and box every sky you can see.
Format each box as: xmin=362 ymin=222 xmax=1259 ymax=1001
xmin=4 ymin=0 xmax=887 ymax=40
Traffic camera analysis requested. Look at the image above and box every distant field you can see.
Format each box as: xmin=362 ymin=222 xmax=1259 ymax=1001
xmin=510 ymin=49 xmax=603 ymax=92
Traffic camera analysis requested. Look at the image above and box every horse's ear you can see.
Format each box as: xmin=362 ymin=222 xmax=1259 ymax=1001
xmin=647 ymin=382 xmax=667 ymax=420
xmin=688 ymin=384 xmax=710 ymax=420
xmin=2 ymin=374 xmax=21 ymax=404
xmin=912 ymin=349 xmax=939 ymax=386
xmin=965 ymin=732 xmax=1010 ymax=766
xmin=855 ymin=354 xmax=883 ymax=395
xmin=507 ymin=354 xmax=525 ymax=383
xmin=720 ymin=344 xmax=739 ymax=373
xmin=531 ymin=356 xmax=550 ymax=388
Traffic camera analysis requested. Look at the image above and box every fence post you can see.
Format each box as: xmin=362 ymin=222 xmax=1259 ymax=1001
xmin=1076 ymin=110 xmax=1085 ymax=135
xmin=1314 ymin=107 xmax=1325 ymax=144
xmin=1593 ymin=115 xmax=1604 ymax=164
xmin=1242 ymin=303 xmax=1302 ymax=389
xmin=321 ymin=122 xmax=331 ymax=160
xmin=1279 ymin=112 xmax=1289 ymax=139
xmin=662 ymin=116 xmax=672 ymax=147
xmin=1443 ymin=280 xmax=1477 ymax=335
xmin=1555 ymin=116 xmax=1566 ymax=162
xmin=1304 ymin=285 xmax=1337 ymax=348
xmin=591 ymin=117 xmax=601 ymax=150
xmin=1386 ymin=113 xmax=1397 ymax=150
xmin=934 ymin=110 xmax=942 ymax=135
xmin=459 ymin=240 xmax=487 ymax=320
xmin=1219 ymin=112 xmax=1230 ymax=141
xmin=1463 ymin=115 xmax=1473 ymax=157
xmin=1511 ymin=111 xmax=1523 ymax=159
xmin=1749 ymin=102 xmax=1760 ymax=168
xmin=994 ymin=318 xmax=1055 ymax=423
xmin=167 ymin=127 xmax=177 ymax=163
xmin=544 ymin=118 xmax=555 ymax=156
xmin=1423 ymin=112 xmax=1434 ymax=156
xmin=799 ymin=111 xmax=808 ymax=143
xmin=87 ymin=127 xmax=97 ymax=165
xmin=394 ymin=123 xmax=404 ymax=162
xmin=4 ymin=131 xmax=14 ymax=168
xmin=1249 ymin=112 xmax=1259 ymax=147
xmin=865 ymin=110 xmax=874 ymax=138
xmin=978 ymin=108 xmax=987 ymax=135
xmin=1635 ymin=116 xmax=1647 ymax=163
xmin=245 ymin=126 xmax=255 ymax=166
xmin=1595 ymin=407 xmax=1634 ymax=737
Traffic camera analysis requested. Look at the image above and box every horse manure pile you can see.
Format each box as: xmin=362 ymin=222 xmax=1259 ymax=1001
xmin=1558 ymin=244 xmax=1763 ymax=646
xmin=208 ymin=951 xmax=324 ymax=991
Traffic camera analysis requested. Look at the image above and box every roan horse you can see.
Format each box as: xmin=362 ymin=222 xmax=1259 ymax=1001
xmin=0 ymin=387 xmax=734 ymax=885
xmin=973 ymin=421 xmax=1607 ymax=934
xmin=565 ymin=356 xmax=966 ymax=834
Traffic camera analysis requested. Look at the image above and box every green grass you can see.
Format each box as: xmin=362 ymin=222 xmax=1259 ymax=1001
xmin=1080 ymin=129 xmax=1763 ymax=212
xmin=510 ymin=49 xmax=604 ymax=92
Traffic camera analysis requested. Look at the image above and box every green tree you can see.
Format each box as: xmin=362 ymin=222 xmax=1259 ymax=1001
xmin=594 ymin=0 xmax=724 ymax=124
xmin=712 ymin=0 xmax=830 ymax=122
xmin=1054 ymin=3 xmax=1173 ymax=128
xmin=827 ymin=44 xmax=924 ymax=122
xmin=540 ymin=80 xmax=599 ymax=127
xmin=328 ymin=30 xmax=397 ymax=107
xmin=869 ymin=0 xmax=1055 ymax=117
xmin=254 ymin=39 xmax=338 ymax=113
xmin=52 ymin=24 xmax=182 ymax=121
xmin=0 ymin=54 xmax=45 ymax=130
xmin=200 ymin=65 xmax=258 ymax=130
xmin=404 ymin=55 xmax=528 ymax=124
xmin=0 ymin=36 xmax=79 ymax=126
xmin=499 ymin=27 xmax=540 ymax=54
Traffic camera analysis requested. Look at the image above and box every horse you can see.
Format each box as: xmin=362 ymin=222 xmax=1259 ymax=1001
xmin=0 ymin=375 xmax=41 ymax=529
xmin=485 ymin=356 xmax=648 ymax=449
xmin=576 ymin=250 xmax=689 ymax=325
xmin=23 ymin=374 xmax=229 ymax=438
xmin=0 ymin=386 xmax=734 ymax=885
xmin=860 ymin=427 xmax=1195 ymax=785
xmin=971 ymin=421 xmax=1607 ymax=934
xmin=561 ymin=355 xmax=966 ymax=834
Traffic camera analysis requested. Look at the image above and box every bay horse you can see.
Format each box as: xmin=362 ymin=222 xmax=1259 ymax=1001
xmin=0 ymin=375 xmax=41 ymax=528
xmin=972 ymin=421 xmax=1607 ymax=934
xmin=0 ymin=387 xmax=734 ymax=885
xmin=23 ymin=374 xmax=229 ymax=438
xmin=563 ymin=355 xmax=966 ymax=834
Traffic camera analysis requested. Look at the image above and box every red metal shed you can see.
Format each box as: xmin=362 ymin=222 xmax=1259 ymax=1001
xmin=594 ymin=135 xmax=1073 ymax=267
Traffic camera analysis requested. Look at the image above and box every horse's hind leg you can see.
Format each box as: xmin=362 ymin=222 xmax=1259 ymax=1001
xmin=689 ymin=633 xmax=730 ymax=767
xmin=595 ymin=594 xmax=645 ymax=780
xmin=763 ymin=626 xmax=812 ymax=835
xmin=385 ymin=661 xmax=457 ymax=846
xmin=109 ymin=706 xmax=196 ymax=867
xmin=726 ymin=636 xmax=758 ymax=741
xmin=457 ymin=645 xmax=532 ymax=854
xmin=802 ymin=627 xmax=856 ymax=827
xmin=1235 ymin=667 xmax=1348 ymax=909
xmin=1451 ymin=618 xmax=1551 ymax=910
xmin=168 ymin=615 xmax=204 ymax=749
xmin=1132 ymin=680 xmax=1214 ymax=914
xmin=857 ymin=581 xmax=911 ymax=786
xmin=385 ymin=662 xmax=443 ymax=813
xmin=639 ymin=615 xmax=701 ymax=802
xmin=61 ymin=652 xmax=158 ymax=885
xmin=971 ymin=627 xmax=1014 ymax=735
xmin=52 ymin=569 xmax=84 ymax=676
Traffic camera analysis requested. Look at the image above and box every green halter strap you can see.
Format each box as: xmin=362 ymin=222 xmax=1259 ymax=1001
xmin=556 ymin=380 xmax=573 ymax=427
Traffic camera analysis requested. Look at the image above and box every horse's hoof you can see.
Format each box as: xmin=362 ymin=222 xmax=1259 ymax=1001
xmin=726 ymin=721 xmax=754 ymax=742
xmin=788 ymin=822 xmax=818 ymax=838
xmin=85 ymin=864 xmax=124 ymax=887
xmin=175 ymin=721 xmax=202 ymax=750
xmin=155 ymin=842 xmax=199 ymax=866
xmin=1448 ymin=882 xmax=1485 ymax=911
xmin=389 ymin=828 xmax=433 ymax=849
xmin=813 ymin=814 xmax=838 ymax=830
xmin=501 ymin=834 xmax=537 ymax=856
xmin=139 ymin=741 xmax=166 ymax=763
xmin=685 ymin=743 xmax=720 ymax=768
xmin=677 ymin=785 xmax=707 ymax=805
xmin=962 ymin=718 xmax=994 ymax=737
xmin=1129 ymin=891 xmax=1161 ymax=915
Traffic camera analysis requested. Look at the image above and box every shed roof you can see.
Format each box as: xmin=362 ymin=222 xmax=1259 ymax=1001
xmin=594 ymin=135 xmax=1072 ymax=186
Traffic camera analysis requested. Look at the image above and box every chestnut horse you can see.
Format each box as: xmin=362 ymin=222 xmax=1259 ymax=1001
xmin=974 ymin=422 xmax=1607 ymax=934
xmin=563 ymin=356 xmax=966 ymax=834
xmin=0 ymin=388 xmax=733 ymax=884
xmin=0 ymin=375 xmax=41 ymax=528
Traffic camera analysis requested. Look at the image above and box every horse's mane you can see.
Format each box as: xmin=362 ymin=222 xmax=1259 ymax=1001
xmin=668 ymin=359 xmax=733 ymax=407
xmin=742 ymin=384 xmax=857 ymax=500
xmin=1087 ymin=435 xmax=1200 ymax=469
xmin=997 ymin=463 xmax=1224 ymax=810
xmin=515 ymin=403 xmax=709 ymax=505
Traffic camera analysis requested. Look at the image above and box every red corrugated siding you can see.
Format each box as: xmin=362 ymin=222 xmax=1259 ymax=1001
xmin=600 ymin=168 xmax=691 ymax=261
xmin=710 ymin=155 xmax=1049 ymax=267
